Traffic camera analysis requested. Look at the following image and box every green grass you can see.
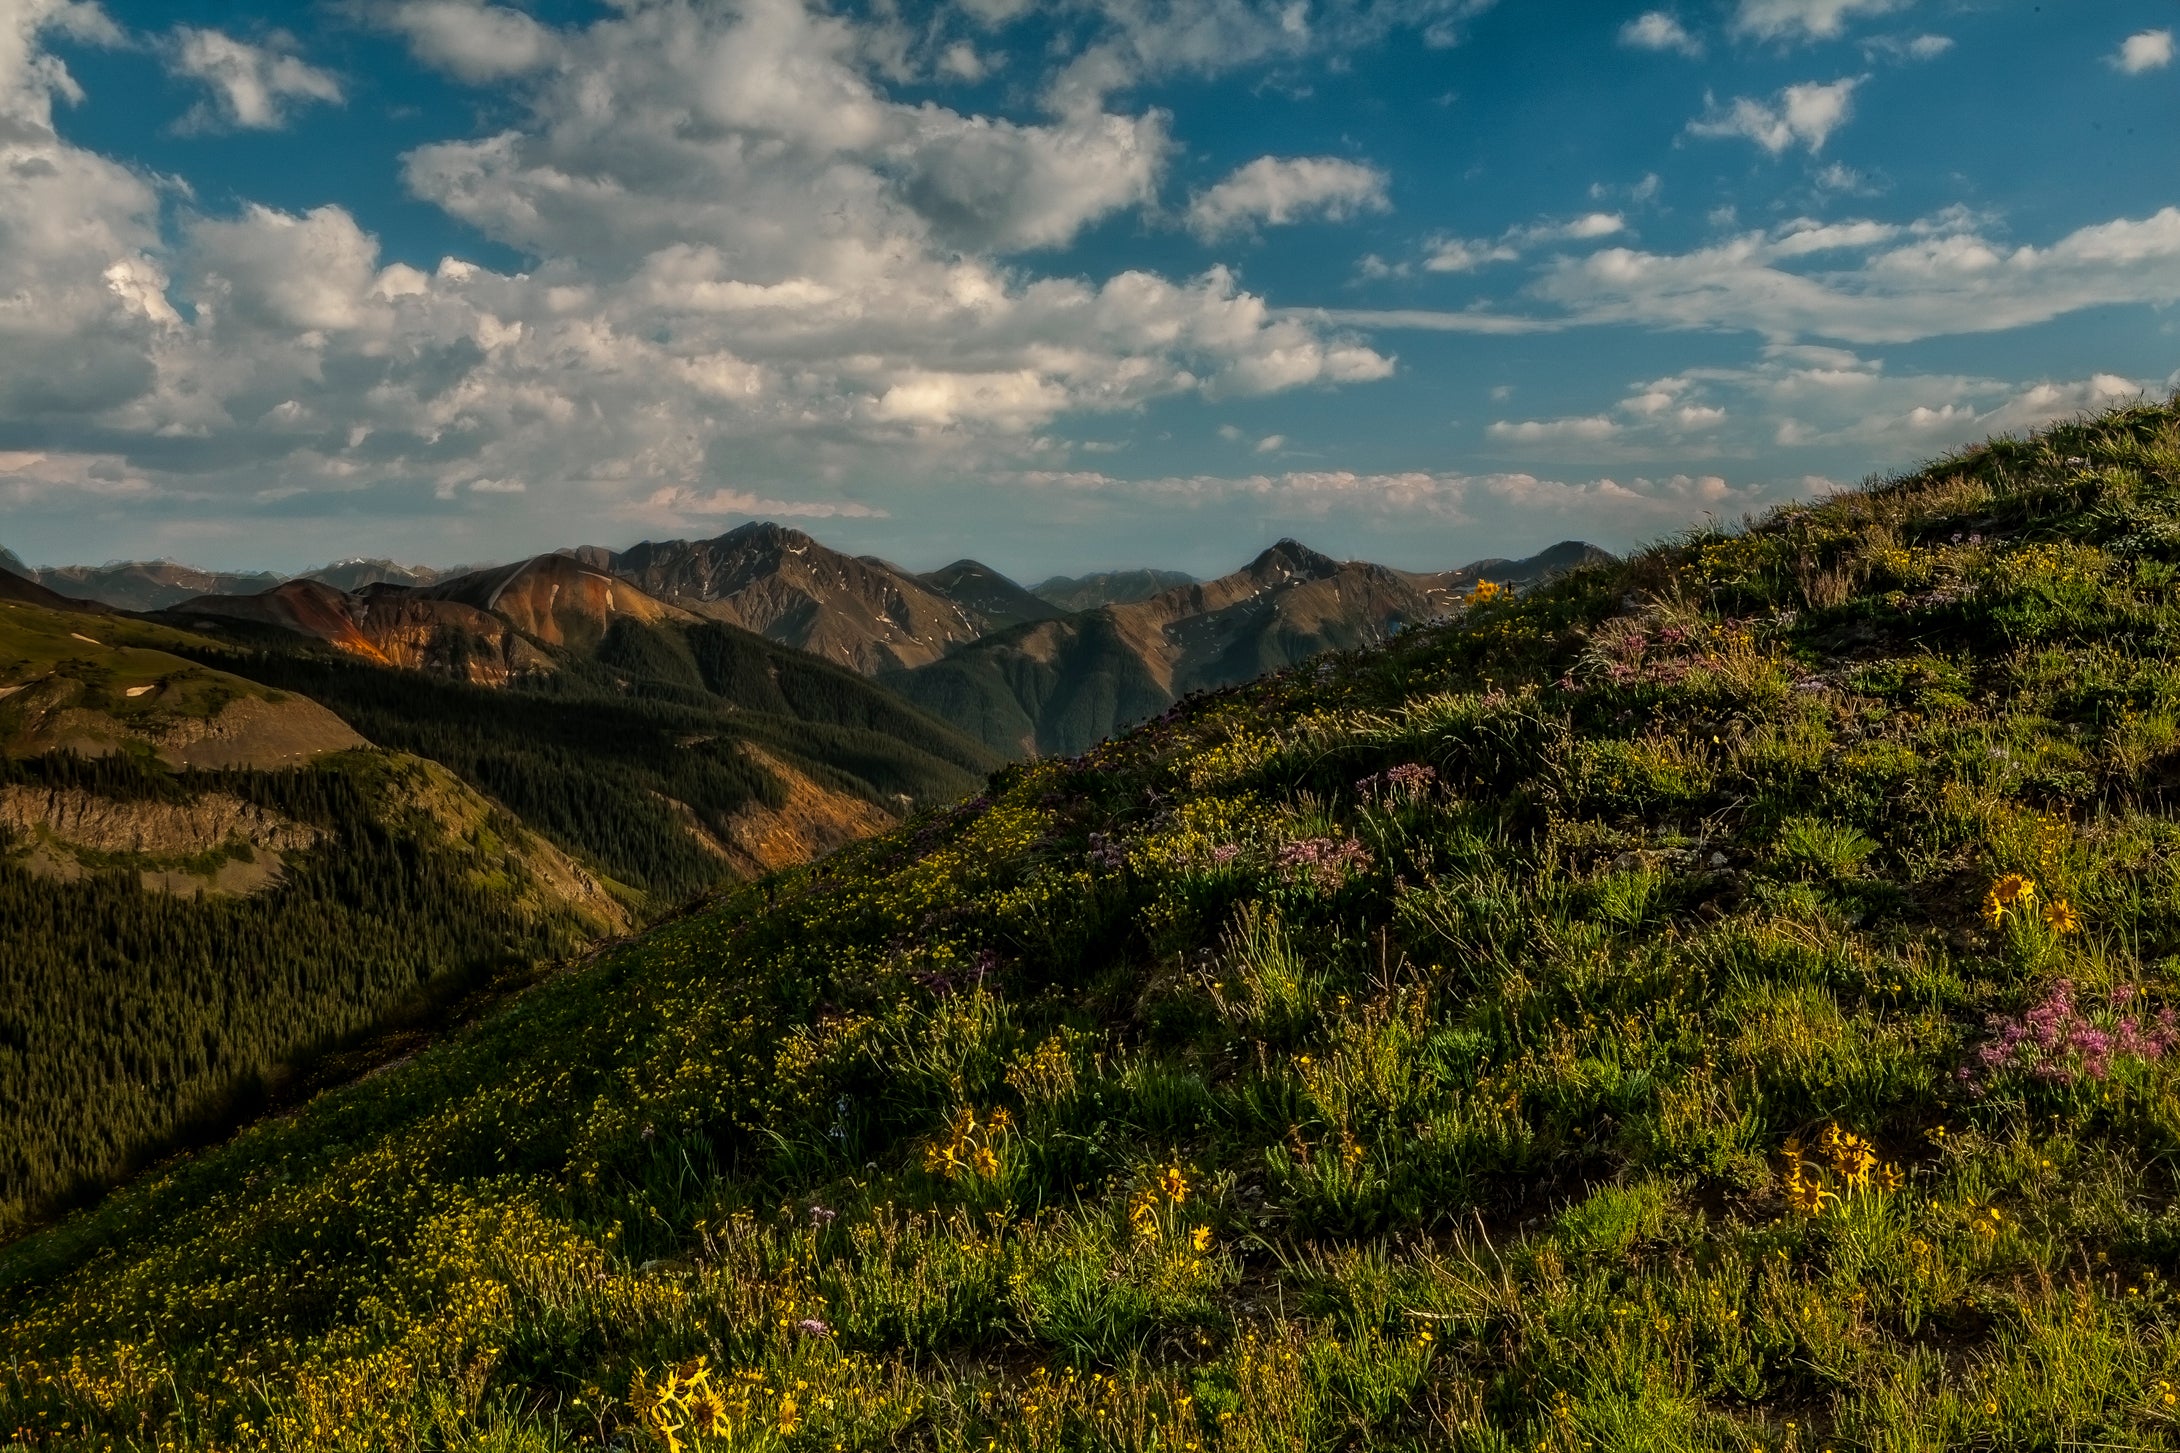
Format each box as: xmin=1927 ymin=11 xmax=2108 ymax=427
xmin=0 ymin=603 xmax=271 ymax=727
xmin=10 ymin=401 xmax=2180 ymax=1449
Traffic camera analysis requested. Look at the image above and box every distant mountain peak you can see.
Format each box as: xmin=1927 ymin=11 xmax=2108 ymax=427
xmin=1244 ymin=538 xmax=1342 ymax=581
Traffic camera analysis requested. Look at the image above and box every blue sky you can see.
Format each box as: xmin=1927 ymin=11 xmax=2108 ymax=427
xmin=1 ymin=0 xmax=2176 ymax=580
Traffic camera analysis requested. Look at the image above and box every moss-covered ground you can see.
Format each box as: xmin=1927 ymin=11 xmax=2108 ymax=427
xmin=9 ymin=404 xmax=2180 ymax=1449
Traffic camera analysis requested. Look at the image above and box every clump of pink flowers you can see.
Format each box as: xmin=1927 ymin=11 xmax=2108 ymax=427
xmin=1971 ymin=978 xmax=2177 ymax=1087
xmin=1276 ymin=836 xmax=1373 ymax=890
xmin=1358 ymin=762 xmax=1438 ymax=805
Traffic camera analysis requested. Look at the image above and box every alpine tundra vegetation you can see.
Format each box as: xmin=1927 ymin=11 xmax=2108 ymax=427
xmin=12 ymin=402 xmax=2180 ymax=1448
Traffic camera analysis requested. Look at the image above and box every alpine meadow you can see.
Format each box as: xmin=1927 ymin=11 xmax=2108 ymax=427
xmin=11 ymin=403 xmax=2180 ymax=1448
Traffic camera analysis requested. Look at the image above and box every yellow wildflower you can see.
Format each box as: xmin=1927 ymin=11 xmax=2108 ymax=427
xmin=1983 ymin=872 xmax=2036 ymax=926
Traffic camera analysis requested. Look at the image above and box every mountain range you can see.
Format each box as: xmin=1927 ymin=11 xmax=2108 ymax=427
xmin=0 ymin=550 xmax=472 ymax=613
xmin=889 ymin=537 xmax=1610 ymax=756
xmin=109 ymin=525 xmax=1609 ymax=759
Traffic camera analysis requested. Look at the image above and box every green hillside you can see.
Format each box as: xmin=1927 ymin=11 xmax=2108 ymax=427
xmin=184 ymin=616 xmax=999 ymax=906
xmin=10 ymin=402 xmax=2180 ymax=1448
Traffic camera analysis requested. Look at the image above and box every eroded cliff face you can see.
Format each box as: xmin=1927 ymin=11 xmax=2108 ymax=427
xmin=176 ymin=580 xmax=554 ymax=687
xmin=0 ymin=784 xmax=321 ymax=897
xmin=0 ymin=786 xmax=322 ymax=856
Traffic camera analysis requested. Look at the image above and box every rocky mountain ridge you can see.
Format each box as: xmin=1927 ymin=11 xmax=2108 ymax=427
xmin=888 ymin=537 xmax=1612 ymax=756
xmin=18 ymin=528 xmax=1614 ymax=761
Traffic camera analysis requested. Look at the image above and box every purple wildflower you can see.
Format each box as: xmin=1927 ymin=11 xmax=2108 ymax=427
xmin=1974 ymin=978 xmax=2177 ymax=1086
xmin=1276 ymin=836 xmax=1374 ymax=890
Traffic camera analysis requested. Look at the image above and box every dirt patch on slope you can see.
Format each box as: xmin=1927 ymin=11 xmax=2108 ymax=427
xmin=138 ymin=854 xmax=287 ymax=897
xmin=152 ymin=694 xmax=366 ymax=768
xmin=711 ymin=744 xmax=896 ymax=877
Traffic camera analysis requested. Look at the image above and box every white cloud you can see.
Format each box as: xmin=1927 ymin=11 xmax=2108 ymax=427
xmin=1254 ymin=433 xmax=1285 ymax=452
xmin=190 ymin=205 xmax=384 ymax=332
xmin=1185 ymin=155 xmax=1390 ymax=240
xmin=1011 ymin=463 xmax=1768 ymax=536
xmin=167 ymin=27 xmax=343 ymax=132
xmin=377 ymin=2 xmax=558 ymax=83
xmin=1519 ymin=351 xmax=2153 ymax=475
xmin=1863 ymin=33 xmax=1951 ymax=62
xmin=1731 ymin=0 xmax=1905 ymax=44
xmin=1689 ymin=78 xmax=1860 ymax=155
xmin=1555 ymin=212 xmax=1627 ymax=241
xmin=938 ymin=41 xmax=990 ymax=81
xmin=1424 ymin=238 xmax=1520 ymax=273
xmin=0 ymin=0 xmax=1403 ymax=553
xmin=1041 ymin=0 xmax=1500 ymax=112
xmin=1531 ymin=206 xmax=2180 ymax=345
xmin=1620 ymin=12 xmax=1702 ymax=57
xmin=2114 ymin=29 xmax=2174 ymax=75
xmin=1294 ymin=306 xmax=1552 ymax=335
xmin=1813 ymin=161 xmax=1880 ymax=195
xmin=1423 ymin=212 xmax=1623 ymax=272
xmin=0 ymin=3 xmax=169 ymax=421
xmin=1487 ymin=415 xmax=1620 ymax=443
xmin=643 ymin=487 xmax=888 ymax=520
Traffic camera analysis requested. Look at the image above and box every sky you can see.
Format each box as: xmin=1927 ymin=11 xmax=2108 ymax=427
xmin=0 ymin=0 xmax=2176 ymax=580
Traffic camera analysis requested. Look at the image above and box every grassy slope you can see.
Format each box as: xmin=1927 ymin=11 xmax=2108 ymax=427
xmin=10 ymin=405 xmax=2180 ymax=1448
xmin=0 ymin=602 xmax=283 ymax=725
xmin=177 ymin=616 xmax=998 ymax=907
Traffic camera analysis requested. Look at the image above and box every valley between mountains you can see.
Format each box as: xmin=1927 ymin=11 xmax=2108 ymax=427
xmin=0 ymin=525 xmax=1595 ymax=1237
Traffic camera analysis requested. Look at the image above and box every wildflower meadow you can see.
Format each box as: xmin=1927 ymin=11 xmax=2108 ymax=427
xmin=11 ymin=403 xmax=2180 ymax=1448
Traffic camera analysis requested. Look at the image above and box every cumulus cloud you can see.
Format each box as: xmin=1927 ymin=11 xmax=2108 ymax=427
xmin=0 ymin=0 xmax=1399 ymax=555
xmin=1688 ymin=78 xmax=1860 ymax=155
xmin=189 ymin=205 xmax=385 ymax=332
xmin=167 ymin=28 xmax=342 ymax=132
xmin=2114 ymin=29 xmax=2174 ymax=74
xmin=376 ymin=1 xmax=558 ymax=82
xmin=1620 ymin=12 xmax=1702 ymax=57
xmin=1185 ymin=155 xmax=1390 ymax=240
xmin=1731 ymin=0 xmax=1905 ymax=44
xmin=900 ymin=109 xmax=1168 ymax=252
xmin=0 ymin=2 xmax=170 ymax=421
